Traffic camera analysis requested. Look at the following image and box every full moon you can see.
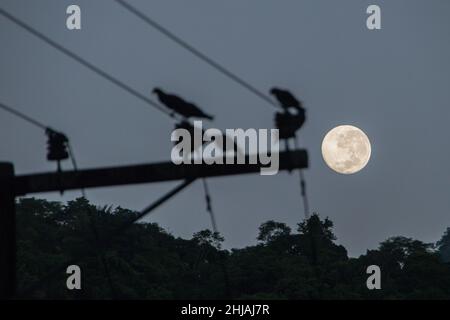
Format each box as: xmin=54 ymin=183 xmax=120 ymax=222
xmin=321 ymin=125 xmax=371 ymax=174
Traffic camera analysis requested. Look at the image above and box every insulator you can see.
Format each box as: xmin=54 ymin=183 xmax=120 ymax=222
xmin=274 ymin=111 xmax=305 ymax=140
xmin=46 ymin=129 xmax=69 ymax=161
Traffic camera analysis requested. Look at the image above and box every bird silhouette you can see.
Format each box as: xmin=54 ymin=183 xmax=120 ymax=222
xmin=270 ymin=88 xmax=303 ymax=111
xmin=270 ymin=88 xmax=306 ymax=144
xmin=153 ymin=88 xmax=214 ymax=120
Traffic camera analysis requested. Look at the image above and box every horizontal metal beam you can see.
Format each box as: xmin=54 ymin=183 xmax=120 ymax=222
xmin=13 ymin=149 xmax=308 ymax=196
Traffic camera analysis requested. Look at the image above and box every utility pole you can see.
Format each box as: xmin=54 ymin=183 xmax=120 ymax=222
xmin=0 ymin=149 xmax=308 ymax=299
xmin=0 ymin=163 xmax=15 ymax=300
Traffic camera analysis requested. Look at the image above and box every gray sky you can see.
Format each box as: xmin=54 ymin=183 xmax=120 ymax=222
xmin=1 ymin=0 xmax=450 ymax=257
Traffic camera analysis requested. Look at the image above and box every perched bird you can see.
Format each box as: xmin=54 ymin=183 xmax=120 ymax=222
xmin=152 ymin=88 xmax=214 ymax=120
xmin=270 ymin=88 xmax=303 ymax=111
xmin=270 ymin=88 xmax=306 ymax=144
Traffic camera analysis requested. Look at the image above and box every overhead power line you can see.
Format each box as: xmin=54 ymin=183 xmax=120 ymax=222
xmin=294 ymin=137 xmax=310 ymax=219
xmin=0 ymin=102 xmax=47 ymax=130
xmin=202 ymin=178 xmax=218 ymax=233
xmin=0 ymin=7 xmax=174 ymax=119
xmin=114 ymin=0 xmax=278 ymax=109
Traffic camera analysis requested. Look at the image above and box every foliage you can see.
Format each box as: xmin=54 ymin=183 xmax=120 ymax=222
xmin=15 ymin=198 xmax=450 ymax=299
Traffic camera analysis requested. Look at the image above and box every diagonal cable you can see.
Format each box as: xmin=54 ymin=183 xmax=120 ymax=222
xmin=0 ymin=7 xmax=173 ymax=119
xmin=114 ymin=0 xmax=277 ymax=109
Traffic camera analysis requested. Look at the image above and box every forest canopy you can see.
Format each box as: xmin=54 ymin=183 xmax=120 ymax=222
xmin=15 ymin=198 xmax=450 ymax=299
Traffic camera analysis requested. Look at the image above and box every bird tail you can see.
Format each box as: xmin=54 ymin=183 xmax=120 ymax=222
xmin=204 ymin=114 xmax=214 ymax=121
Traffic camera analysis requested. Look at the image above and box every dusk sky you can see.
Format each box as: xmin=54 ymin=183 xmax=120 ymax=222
xmin=1 ymin=0 xmax=450 ymax=256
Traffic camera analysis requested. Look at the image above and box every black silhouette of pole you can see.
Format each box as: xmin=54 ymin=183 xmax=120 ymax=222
xmin=0 ymin=163 xmax=15 ymax=300
xmin=112 ymin=178 xmax=196 ymax=237
xmin=14 ymin=150 xmax=308 ymax=196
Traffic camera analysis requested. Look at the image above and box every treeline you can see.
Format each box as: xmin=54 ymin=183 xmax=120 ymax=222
xmin=16 ymin=198 xmax=450 ymax=299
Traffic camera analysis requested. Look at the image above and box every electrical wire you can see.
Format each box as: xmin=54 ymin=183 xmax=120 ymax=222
xmin=0 ymin=7 xmax=174 ymax=119
xmin=294 ymin=136 xmax=310 ymax=219
xmin=202 ymin=178 xmax=218 ymax=233
xmin=299 ymin=169 xmax=310 ymax=219
xmin=114 ymin=0 xmax=278 ymax=109
xmin=0 ymin=102 xmax=47 ymax=130
xmin=67 ymin=142 xmax=85 ymax=197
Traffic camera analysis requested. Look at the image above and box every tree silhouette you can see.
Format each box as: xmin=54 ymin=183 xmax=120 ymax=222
xmin=15 ymin=198 xmax=450 ymax=299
